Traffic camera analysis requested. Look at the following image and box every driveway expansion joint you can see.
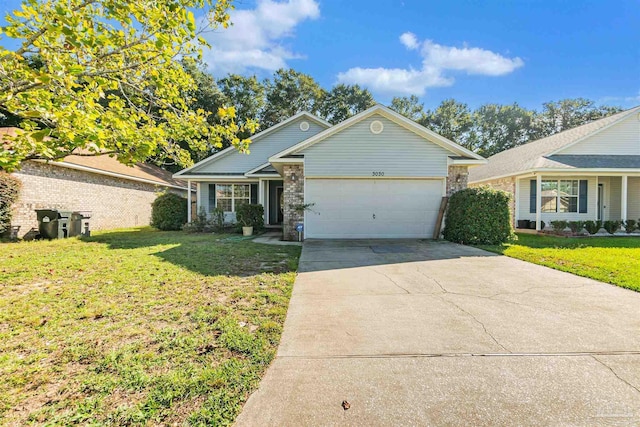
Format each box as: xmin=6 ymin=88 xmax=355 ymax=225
xmin=277 ymin=351 xmax=640 ymax=360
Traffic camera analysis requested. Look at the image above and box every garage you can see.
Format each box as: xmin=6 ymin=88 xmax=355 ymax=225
xmin=305 ymin=178 xmax=444 ymax=238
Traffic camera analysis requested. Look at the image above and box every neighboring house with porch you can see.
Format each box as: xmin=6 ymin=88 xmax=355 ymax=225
xmin=174 ymin=105 xmax=486 ymax=240
xmin=468 ymin=106 xmax=640 ymax=230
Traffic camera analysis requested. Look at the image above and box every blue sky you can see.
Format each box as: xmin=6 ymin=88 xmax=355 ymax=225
xmin=2 ymin=0 xmax=639 ymax=110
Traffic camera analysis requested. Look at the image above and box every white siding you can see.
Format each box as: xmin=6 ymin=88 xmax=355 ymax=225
xmin=301 ymin=115 xmax=452 ymax=177
xmin=518 ymin=176 xmax=598 ymax=222
xmin=608 ymin=177 xmax=621 ymax=220
xmin=629 ymin=177 xmax=640 ymax=220
xmin=559 ymin=114 xmax=640 ymax=155
xmin=191 ymin=117 xmax=326 ymax=173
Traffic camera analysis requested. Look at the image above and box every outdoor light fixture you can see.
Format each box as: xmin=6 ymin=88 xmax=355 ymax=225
xmin=456 ymin=174 xmax=462 ymax=183
xmin=291 ymin=174 xmax=296 ymax=181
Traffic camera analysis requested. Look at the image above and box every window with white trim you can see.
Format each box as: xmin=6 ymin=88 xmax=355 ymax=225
xmin=216 ymin=184 xmax=250 ymax=212
xmin=541 ymin=180 xmax=579 ymax=213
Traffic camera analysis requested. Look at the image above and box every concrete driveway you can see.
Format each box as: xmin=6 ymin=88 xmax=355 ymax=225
xmin=236 ymin=239 xmax=640 ymax=426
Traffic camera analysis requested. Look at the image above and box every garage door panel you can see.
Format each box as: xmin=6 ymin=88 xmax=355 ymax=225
xmin=305 ymin=179 xmax=443 ymax=238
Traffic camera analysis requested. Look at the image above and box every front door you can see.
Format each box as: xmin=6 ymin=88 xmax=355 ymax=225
xmin=597 ymin=183 xmax=604 ymax=221
xmin=276 ymin=186 xmax=284 ymax=224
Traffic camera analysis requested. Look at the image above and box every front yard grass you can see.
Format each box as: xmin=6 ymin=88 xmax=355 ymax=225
xmin=479 ymin=233 xmax=640 ymax=292
xmin=0 ymin=227 xmax=301 ymax=426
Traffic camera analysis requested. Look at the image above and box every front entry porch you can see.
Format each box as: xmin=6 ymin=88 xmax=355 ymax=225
xmin=515 ymin=174 xmax=640 ymax=231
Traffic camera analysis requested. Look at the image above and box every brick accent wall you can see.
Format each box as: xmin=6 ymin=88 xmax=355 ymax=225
xmin=446 ymin=165 xmax=469 ymax=196
xmin=11 ymin=161 xmax=187 ymax=237
xmin=469 ymin=177 xmax=517 ymax=226
xmin=282 ymin=164 xmax=304 ymax=241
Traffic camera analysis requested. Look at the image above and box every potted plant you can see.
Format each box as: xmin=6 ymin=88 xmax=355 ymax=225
xmin=235 ymin=203 xmax=264 ymax=236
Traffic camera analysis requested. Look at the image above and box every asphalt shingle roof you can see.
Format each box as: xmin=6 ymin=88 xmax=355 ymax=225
xmin=469 ymin=106 xmax=640 ymax=182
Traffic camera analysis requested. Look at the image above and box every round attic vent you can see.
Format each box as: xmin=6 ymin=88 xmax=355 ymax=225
xmin=299 ymin=121 xmax=310 ymax=131
xmin=370 ymin=120 xmax=384 ymax=134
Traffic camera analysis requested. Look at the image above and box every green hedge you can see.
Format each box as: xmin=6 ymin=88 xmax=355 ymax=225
xmin=151 ymin=192 xmax=188 ymax=231
xmin=0 ymin=172 xmax=22 ymax=235
xmin=443 ymin=186 xmax=514 ymax=245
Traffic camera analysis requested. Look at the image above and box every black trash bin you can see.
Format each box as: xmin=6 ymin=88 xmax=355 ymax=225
xmin=70 ymin=211 xmax=92 ymax=237
xmin=35 ymin=209 xmax=72 ymax=239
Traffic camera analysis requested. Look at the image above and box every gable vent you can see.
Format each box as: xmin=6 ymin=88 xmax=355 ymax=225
xmin=370 ymin=120 xmax=384 ymax=134
xmin=299 ymin=121 xmax=310 ymax=131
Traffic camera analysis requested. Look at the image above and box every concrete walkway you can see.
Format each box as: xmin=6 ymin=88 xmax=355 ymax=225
xmin=236 ymin=239 xmax=640 ymax=426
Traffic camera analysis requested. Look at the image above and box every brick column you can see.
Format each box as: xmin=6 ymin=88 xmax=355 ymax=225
xmin=282 ymin=164 xmax=304 ymax=241
xmin=446 ymin=165 xmax=469 ymax=196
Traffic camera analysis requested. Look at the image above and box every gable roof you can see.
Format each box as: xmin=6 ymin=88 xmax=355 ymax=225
xmin=1 ymin=127 xmax=189 ymax=190
xmin=468 ymin=106 xmax=640 ymax=183
xmin=174 ymin=111 xmax=331 ymax=177
xmin=269 ymin=104 xmax=486 ymax=162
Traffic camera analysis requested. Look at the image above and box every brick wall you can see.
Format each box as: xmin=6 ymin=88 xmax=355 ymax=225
xmin=446 ymin=165 xmax=469 ymax=196
xmin=282 ymin=164 xmax=304 ymax=241
xmin=469 ymin=177 xmax=517 ymax=226
xmin=11 ymin=161 xmax=187 ymax=237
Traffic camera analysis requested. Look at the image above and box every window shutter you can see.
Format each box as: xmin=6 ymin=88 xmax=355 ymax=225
xmin=529 ymin=180 xmax=537 ymax=213
xmin=579 ymin=180 xmax=588 ymax=213
xmin=208 ymin=184 xmax=216 ymax=212
xmin=250 ymin=184 xmax=258 ymax=204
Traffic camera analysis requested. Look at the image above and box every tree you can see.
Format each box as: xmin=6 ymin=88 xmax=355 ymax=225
xmin=218 ymin=74 xmax=266 ymax=138
xmin=531 ymin=98 xmax=622 ymax=139
xmin=389 ymin=95 xmax=425 ymax=122
xmin=468 ymin=103 xmax=535 ymax=157
xmin=319 ymin=84 xmax=376 ymax=124
xmin=261 ymin=69 xmax=325 ymax=128
xmin=0 ymin=0 xmax=257 ymax=172
xmin=422 ymin=99 xmax=473 ymax=146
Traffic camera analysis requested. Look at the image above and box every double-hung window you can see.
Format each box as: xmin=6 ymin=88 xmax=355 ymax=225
xmin=216 ymin=184 xmax=250 ymax=212
xmin=541 ymin=180 xmax=579 ymax=213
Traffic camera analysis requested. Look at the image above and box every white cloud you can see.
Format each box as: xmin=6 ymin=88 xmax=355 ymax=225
xmin=399 ymin=32 xmax=419 ymax=50
xmin=337 ymin=34 xmax=524 ymax=96
xmin=201 ymin=0 xmax=320 ymax=74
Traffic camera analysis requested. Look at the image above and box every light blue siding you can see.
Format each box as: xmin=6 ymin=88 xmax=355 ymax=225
xmin=301 ymin=115 xmax=452 ymax=177
xmin=190 ymin=117 xmax=326 ymax=174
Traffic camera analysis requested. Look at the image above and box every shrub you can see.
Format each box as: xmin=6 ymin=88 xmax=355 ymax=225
xmin=568 ymin=221 xmax=584 ymax=233
xmin=182 ymin=207 xmax=211 ymax=233
xmin=624 ymin=219 xmax=637 ymax=233
xmin=583 ymin=220 xmax=601 ymax=235
xmin=550 ymin=220 xmax=568 ymax=233
xmin=443 ymin=186 xmax=514 ymax=245
xmin=151 ymin=192 xmax=187 ymax=230
xmin=0 ymin=172 xmax=21 ymax=235
xmin=235 ymin=204 xmax=264 ymax=232
xmin=211 ymin=207 xmax=225 ymax=231
xmin=603 ymin=220 xmax=620 ymax=234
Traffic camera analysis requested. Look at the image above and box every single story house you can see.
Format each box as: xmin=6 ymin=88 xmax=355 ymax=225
xmin=174 ymin=105 xmax=486 ymax=240
xmin=468 ymin=106 xmax=640 ymax=230
xmin=4 ymin=128 xmax=193 ymax=237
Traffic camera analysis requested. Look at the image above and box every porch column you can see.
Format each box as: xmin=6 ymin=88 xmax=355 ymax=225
xmin=514 ymin=177 xmax=520 ymax=225
xmin=621 ymin=175 xmax=628 ymax=228
xmin=258 ymin=179 xmax=266 ymax=225
xmin=187 ymin=180 xmax=192 ymax=223
xmin=595 ymin=176 xmax=599 ymax=221
xmin=196 ymin=183 xmax=201 ymax=220
xmin=536 ymin=174 xmax=542 ymax=231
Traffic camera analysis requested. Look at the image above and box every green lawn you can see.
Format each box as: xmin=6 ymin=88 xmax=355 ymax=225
xmin=479 ymin=233 xmax=640 ymax=292
xmin=0 ymin=227 xmax=301 ymax=426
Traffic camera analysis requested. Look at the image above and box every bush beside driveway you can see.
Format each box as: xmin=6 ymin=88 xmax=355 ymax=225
xmin=479 ymin=233 xmax=640 ymax=292
xmin=0 ymin=227 xmax=301 ymax=426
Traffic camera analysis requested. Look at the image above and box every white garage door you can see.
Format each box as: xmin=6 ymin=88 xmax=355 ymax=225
xmin=305 ymin=179 xmax=444 ymax=239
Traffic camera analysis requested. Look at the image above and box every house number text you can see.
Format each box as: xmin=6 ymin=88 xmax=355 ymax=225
xmin=372 ymin=171 xmax=385 ymax=176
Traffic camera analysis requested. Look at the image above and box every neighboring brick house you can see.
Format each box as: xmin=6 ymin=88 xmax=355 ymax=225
xmin=4 ymin=129 xmax=193 ymax=237
xmin=174 ymin=105 xmax=486 ymax=240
